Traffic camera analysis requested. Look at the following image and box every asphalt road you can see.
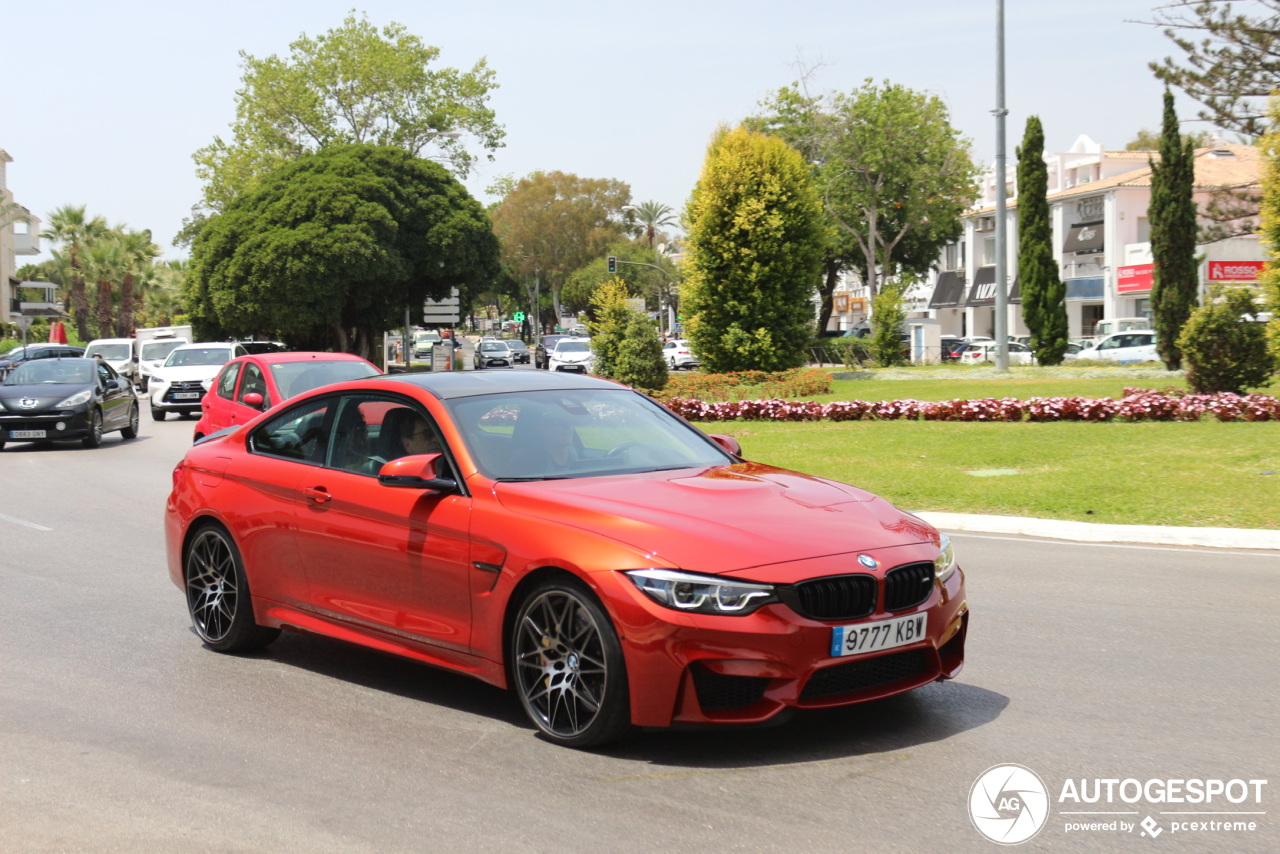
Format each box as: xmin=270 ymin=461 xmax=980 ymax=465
xmin=2 ymin=411 xmax=1277 ymax=853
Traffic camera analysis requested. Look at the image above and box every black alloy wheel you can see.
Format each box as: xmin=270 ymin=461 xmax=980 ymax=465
xmin=511 ymin=579 xmax=631 ymax=748
xmin=184 ymin=524 xmax=280 ymax=653
xmin=121 ymin=404 xmax=139 ymax=439
xmin=82 ymin=409 xmax=103 ymax=448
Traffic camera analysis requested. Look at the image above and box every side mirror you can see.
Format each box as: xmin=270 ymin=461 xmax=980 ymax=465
xmin=708 ymin=433 xmax=742 ymax=457
xmin=378 ymin=453 xmax=457 ymax=492
xmin=242 ymin=391 xmax=265 ymax=409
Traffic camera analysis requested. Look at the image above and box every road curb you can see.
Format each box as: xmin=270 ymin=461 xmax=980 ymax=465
xmin=913 ymin=511 xmax=1280 ymax=551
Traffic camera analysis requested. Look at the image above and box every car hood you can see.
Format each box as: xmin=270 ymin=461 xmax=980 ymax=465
xmin=154 ymin=365 xmax=221 ymax=382
xmin=0 ymin=383 xmax=88 ymax=408
xmin=492 ymin=463 xmax=936 ymax=573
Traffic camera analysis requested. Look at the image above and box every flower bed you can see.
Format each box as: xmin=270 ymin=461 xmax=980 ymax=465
xmin=657 ymin=368 xmax=832 ymax=402
xmin=662 ymin=388 xmax=1280 ymax=423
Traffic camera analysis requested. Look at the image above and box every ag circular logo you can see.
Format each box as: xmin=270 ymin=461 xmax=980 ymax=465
xmin=969 ymin=764 xmax=1050 ymax=845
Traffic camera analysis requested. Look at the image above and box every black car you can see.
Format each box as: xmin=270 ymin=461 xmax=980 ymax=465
xmin=0 ymin=343 xmax=86 ymax=380
xmin=505 ymin=339 xmax=531 ymax=364
xmin=534 ymin=334 xmax=573 ymax=370
xmin=0 ymin=357 xmax=139 ymax=450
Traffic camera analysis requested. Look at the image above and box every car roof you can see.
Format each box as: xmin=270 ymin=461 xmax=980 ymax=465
xmin=366 ymin=369 xmax=621 ymax=400
xmin=233 ymin=351 xmax=370 ymax=364
xmin=173 ymin=341 xmax=239 ymax=350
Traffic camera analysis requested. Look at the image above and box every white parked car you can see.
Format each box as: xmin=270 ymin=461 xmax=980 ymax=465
xmin=548 ymin=338 xmax=594 ymax=373
xmin=149 ymin=342 xmax=247 ymax=421
xmin=662 ymin=339 xmax=699 ymax=370
xmin=958 ymin=341 xmax=1035 ymax=365
xmin=1074 ymin=331 xmax=1159 ymax=363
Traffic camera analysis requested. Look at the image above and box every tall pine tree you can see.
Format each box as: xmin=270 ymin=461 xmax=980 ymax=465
xmin=1016 ymin=116 xmax=1068 ymax=365
xmin=1149 ymin=91 xmax=1200 ymax=370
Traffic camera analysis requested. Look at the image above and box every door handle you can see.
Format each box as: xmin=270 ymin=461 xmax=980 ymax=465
xmin=302 ymin=486 xmax=331 ymax=504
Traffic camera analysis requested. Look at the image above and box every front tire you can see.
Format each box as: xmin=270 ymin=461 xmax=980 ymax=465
xmin=510 ymin=579 xmax=631 ymax=748
xmin=184 ymin=524 xmax=280 ymax=652
xmin=82 ymin=409 xmax=103 ymax=448
xmin=151 ymin=407 xmax=166 ymax=421
xmin=120 ymin=404 xmax=139 ymax=439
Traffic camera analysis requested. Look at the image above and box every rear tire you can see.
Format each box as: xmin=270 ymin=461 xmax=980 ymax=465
xmin=120 ymin=404 xmax=139 ymax=439
xmin=184 ymin=523 xmax=280 ymax=653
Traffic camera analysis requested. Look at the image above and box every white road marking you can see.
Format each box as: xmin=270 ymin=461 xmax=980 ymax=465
xmin=0 ymin=512 xmax=52 ymax=531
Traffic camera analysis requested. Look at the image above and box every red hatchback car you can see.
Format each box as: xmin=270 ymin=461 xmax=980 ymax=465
xmin=193 ymin=352 xmax=381 ymax=440
xmin=166 ymin=371 xmax=968 ymax=748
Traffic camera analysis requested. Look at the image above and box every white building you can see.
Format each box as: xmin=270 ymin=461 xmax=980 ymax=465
xmin=1 ymin=148 xmax=43 ymax=327
xmin=931 ymin=135 xmax=1263 ymax=340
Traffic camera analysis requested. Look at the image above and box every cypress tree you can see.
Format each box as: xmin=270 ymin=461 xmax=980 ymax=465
xmin=1149 ymin=91 xmax=1200 ymax=370
xmin=1016 ymin=116 xmax=1068 ymax=365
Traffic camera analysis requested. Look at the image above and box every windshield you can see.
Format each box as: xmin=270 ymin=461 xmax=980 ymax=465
xmin=447 ymin=388 xmax=731 ymax=481
xmin=555 ymin=341 xmax=590 ymax=353
xmin=4 ymin=360 xmax=94 ymax=385
xmin=414 ymin=332 xmax=441 ymax=344
xmin=269 ymin=359 xmax=381 ymax=399
xmin=480 ymin=342 xmax=509 ymax=352
xmin=84 ymin=343 xmax=131 ymax=360
xmin=141 ymin=340 xmax=185 ymax=361
xmin=165 ymin=347 xmax=233 ymax=367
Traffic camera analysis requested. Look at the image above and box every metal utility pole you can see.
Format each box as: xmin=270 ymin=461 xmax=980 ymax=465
xmin=993 ymin=0 xmax=1010 ymax=371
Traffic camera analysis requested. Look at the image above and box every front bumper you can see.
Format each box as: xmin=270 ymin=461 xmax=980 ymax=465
xmin=151 ymin=382 xmax=207 ymax=412
xmin=550 ymin=362 xmax=591 ymax=373
xmin=591 ymin=558 xmax=968 ymax=728
xmin=0 ymin=408 xmax=93 ymax=442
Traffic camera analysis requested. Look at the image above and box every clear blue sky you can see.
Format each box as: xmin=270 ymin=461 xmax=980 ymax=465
xmin=2 ymin=0 xmax=1204 ymax=261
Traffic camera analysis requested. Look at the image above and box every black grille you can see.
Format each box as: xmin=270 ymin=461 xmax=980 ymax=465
xmin=884 ymin=562 xmax=935 ymax=612
xmin=800 ymin=648 xmax=930 ymax=700
xmin=784 ymin=574 xmax=877 ymax=621
xmin=691 ymin=665 xmax=771 ymax=711
xmin=163 ymin=381 xmax=206 ymax=404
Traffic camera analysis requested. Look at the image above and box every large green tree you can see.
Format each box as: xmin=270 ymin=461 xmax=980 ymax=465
xmin=188 ymin=144 xmax=500 ymax=358
xmin=812 ymin=80 xmax=980 ymax=301
xmin=489 ymin=171 xmax=632 ymax=333
xmin=1149 ymin=1 xmax=1280 ymax=137
xmin=1016 ymin=116 xmax=1069 ymax=365
xmin=681 ymin=125 xmax=825 ymax=373
xmin=1149 ymin=91 xmax=1201 ymax=370
xmin=191 ymin=13 xmax=503 ymax=226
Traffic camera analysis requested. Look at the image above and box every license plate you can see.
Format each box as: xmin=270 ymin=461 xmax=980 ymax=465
xmin=11 ymin=430 xmax=47 ymax=439
xmin=173 ymin=392 xmax=201 ymax=400
xmin=831 ymin=612 xmax=927 ymax=657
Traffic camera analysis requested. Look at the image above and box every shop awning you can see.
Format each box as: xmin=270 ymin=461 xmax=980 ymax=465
xmin=928 ymin=271 xmax=966 ymax=308
xmin=1064 ymin=221 xmax=1104 ymax=254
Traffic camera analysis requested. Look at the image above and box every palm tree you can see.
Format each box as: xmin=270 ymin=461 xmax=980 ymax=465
xmin=0 ymin=199 xmax=31 ymax=230
xmin=42 ymin=205 xmax=107 ymax=341
xmin=624 ymin=200 xmax=677 ymax=250
xmin=81 ymin=237 xmax=123 ymax=339
xmin=116 ymin=229 xmax=160 ymax=335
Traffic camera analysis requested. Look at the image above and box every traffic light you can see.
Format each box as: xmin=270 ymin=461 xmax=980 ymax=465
xmin=607 ymin=255 xmax=617 ymax=273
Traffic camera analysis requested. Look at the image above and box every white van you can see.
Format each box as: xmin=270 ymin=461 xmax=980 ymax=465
xmin=83 ymin=338 xmax=136 ymax=381
xmin=1091 ymin=317 xmax=1150 ymax=338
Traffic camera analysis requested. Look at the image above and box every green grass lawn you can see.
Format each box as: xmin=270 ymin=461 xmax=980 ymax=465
xmin=691 ymin=366 xmax=1280 ymax=529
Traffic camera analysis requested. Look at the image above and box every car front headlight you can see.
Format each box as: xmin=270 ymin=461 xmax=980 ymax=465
xmin=56 ymin=389 xmax=93 ymax=408
xmin=625 ymin=569 xmax=777 ymax=615
xmin=934 ymin=533 xmax=958 ymax=581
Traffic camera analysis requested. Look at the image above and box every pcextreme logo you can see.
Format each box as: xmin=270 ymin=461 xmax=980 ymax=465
xmin=969 ymin=765 xmax=1269 ymax=845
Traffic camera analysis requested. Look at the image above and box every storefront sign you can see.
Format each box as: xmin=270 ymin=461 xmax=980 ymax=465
xmin=1117 ymin=263 xmax=1154 ymax=293
xmin=1207 ymin=261 xmax=1265 ymax=281
xmin=833 ymin=292 xmax=849 ymax=312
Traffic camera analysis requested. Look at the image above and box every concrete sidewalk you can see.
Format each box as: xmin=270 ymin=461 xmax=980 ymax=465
xmin=913 ymin=511 xmax=1280 ymax=551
